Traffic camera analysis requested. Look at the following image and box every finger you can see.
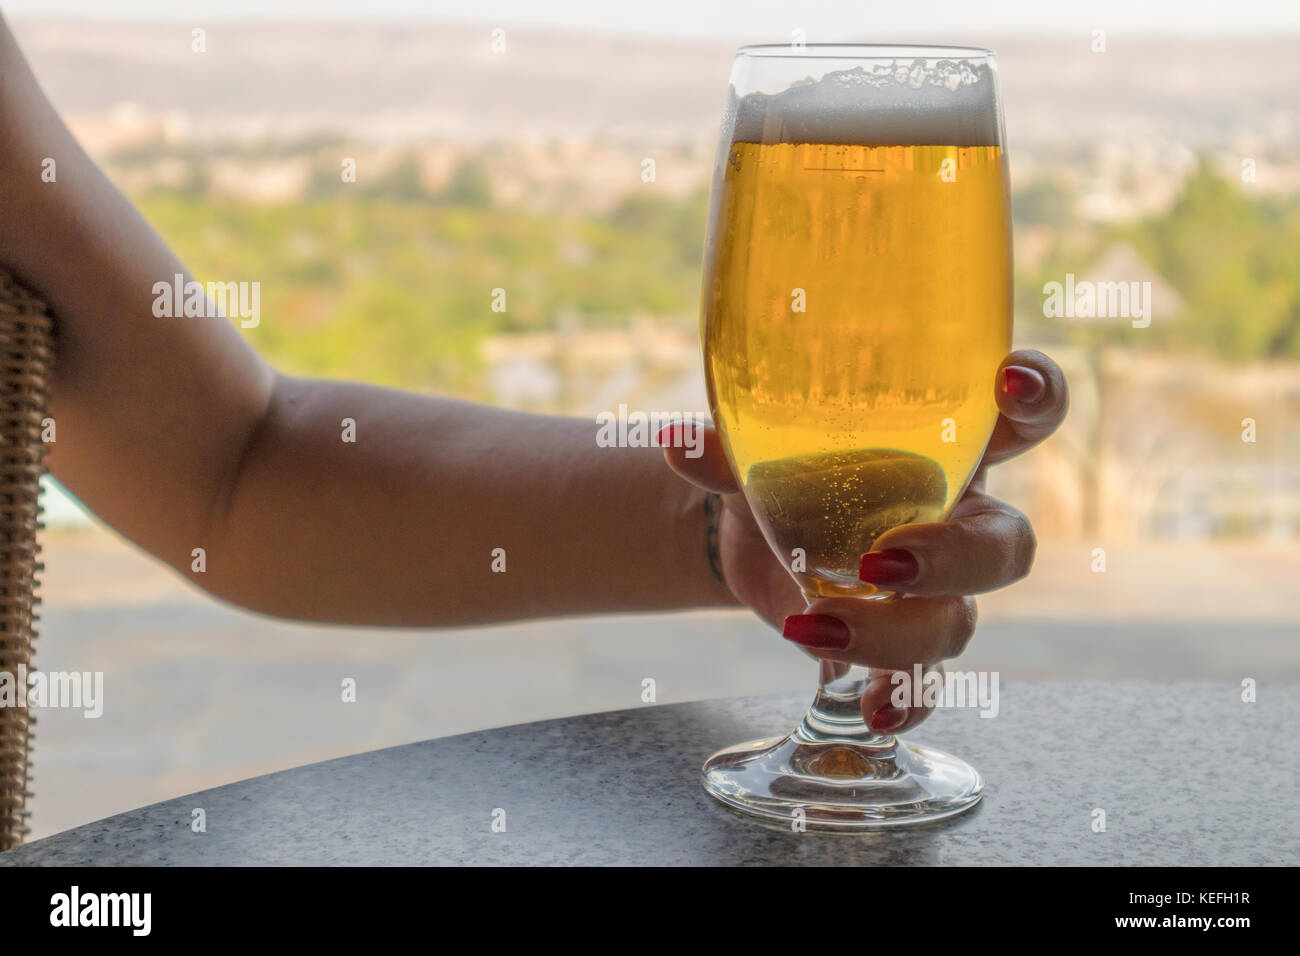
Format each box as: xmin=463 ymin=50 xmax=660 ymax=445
xmin=981 ymin=349 xmax=1069 ymax=467
xmin=657 ymin=422 xmax=740 ymax=493
xmin=860 ymin=664 xmax=944 ymax=735
xmin=858 ymin=491 xmax=1036 ymax=595
xmin=781 ymin=595 xmax=977 ymax=671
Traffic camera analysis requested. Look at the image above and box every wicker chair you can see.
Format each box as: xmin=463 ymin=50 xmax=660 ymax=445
xmin=0 ymin=268 xmax=53 ymax=850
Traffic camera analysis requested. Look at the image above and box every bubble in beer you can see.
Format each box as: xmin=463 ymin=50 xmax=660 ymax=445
xmin=746 ymin=449 xmax=947 ymax=588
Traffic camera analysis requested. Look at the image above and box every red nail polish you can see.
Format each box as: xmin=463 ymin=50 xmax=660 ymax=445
xmin=655 ymin=422 xmax=690 ymax=448
xmin=870 ymin=706 xmax=907 ymax=732
xmin=782 ymin=614 xmax=850 ymax=650
xmin=1003 ymin=366 xmax=1046 ymax=402
xmin=859 ymin=549 xmax=918 ymax=585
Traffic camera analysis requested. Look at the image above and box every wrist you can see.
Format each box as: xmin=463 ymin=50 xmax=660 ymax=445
xmin=664 ymin=474 xmax=741 ymax=609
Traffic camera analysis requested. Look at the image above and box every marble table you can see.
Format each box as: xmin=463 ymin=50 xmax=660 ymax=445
xmin=2 ymin=682 xmax=1295 ymax=865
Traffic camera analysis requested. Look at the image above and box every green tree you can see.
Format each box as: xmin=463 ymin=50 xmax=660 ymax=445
xmin=437 ymin=160 xmax=493 ymax=207
xmin=1133 ymin=160 xmax=1300 ymax=359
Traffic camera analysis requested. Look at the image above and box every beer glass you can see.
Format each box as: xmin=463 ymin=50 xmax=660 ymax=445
xmin=700 ymin=45 xmax=1011 ymax=828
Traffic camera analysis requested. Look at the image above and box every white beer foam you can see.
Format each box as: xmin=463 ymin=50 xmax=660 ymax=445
xmin=730 ymin=60 xmax=1001 ymax=147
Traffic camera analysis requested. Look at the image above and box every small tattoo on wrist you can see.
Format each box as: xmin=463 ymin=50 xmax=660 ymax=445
xmin=704 ymin=492 xmax=726 ymax=587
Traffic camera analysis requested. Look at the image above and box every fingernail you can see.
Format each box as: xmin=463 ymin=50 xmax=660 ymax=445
xmin=859 ymin=548 xmax=918 ymax=585
xmin=655 ymin=422 xmax=694 ymax=448
xmin=1003 ymin=366 xmax=1046 ymax=403
xmin=870 ymin=706 xmax=908 ymax=732
xmin=782 ymin=613 xmax=850 ymax=650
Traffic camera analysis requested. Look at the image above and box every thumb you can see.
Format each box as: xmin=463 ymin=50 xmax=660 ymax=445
xmin=657 ymin=423 xmax=740 ymax=494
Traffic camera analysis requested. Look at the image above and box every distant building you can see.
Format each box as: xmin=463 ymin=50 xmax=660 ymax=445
xmin=482 ymin=316 xmax=707 ymax=417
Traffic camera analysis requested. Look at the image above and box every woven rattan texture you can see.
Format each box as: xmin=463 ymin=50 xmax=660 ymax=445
xmin=0 ymin=269 xmax=53 ymax=850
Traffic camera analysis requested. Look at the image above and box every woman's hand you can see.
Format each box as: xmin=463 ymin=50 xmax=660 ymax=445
xmin=664 ymin=349 xmax=1068 ymax=732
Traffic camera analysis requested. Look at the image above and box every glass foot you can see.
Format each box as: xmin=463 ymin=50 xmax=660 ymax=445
xmin=702 ymin=727 xmax=983 ymax=831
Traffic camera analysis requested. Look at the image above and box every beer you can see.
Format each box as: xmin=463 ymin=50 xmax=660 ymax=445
xmin=697 ymin=48 xmax=1003 ymax=829
xmin=703 ymin=88 xmax=1011 ymax=599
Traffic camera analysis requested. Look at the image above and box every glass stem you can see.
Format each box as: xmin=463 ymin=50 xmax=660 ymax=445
xmin=793 ymin=660 xmax=891 ymax=745
xmin=792 ymin=592 xmax=897 ymax=746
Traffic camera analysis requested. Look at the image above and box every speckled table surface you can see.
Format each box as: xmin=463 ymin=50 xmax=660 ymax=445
xmin=2 ymin=681 xmax=1295 ymax=866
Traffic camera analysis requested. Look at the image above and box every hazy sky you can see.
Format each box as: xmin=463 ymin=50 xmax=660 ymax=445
xmin=5 ymin=0 xmax=1299 ymax=35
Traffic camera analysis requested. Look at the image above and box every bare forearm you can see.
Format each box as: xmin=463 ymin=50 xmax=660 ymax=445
xmin=0 ymin=16 xmax=735 ymax=625
xmin=200 ymin=375 xmax=737 ymax=624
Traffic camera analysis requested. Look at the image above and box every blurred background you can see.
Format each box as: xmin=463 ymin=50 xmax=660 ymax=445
xmin=5 ymin=0 xmax=1299 ymax=837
